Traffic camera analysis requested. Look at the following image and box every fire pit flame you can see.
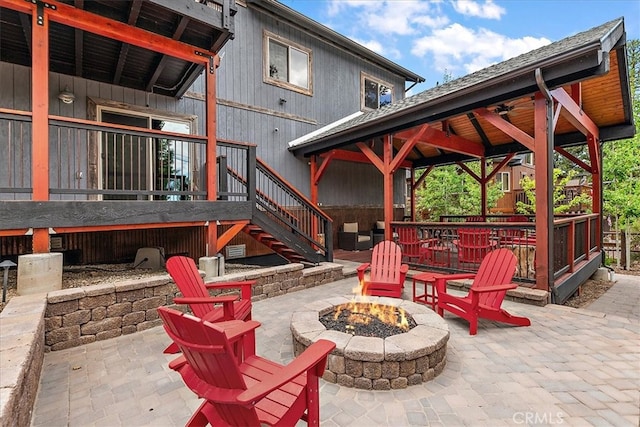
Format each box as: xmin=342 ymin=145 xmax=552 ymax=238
xmin=325 ymin=277 xmax=411 ymax=335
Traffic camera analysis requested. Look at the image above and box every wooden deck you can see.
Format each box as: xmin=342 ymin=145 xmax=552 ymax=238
xmin=333 ymin=248 xmax=373 ymax=264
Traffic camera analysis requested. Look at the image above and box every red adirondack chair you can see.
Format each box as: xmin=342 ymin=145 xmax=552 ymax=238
xmin=434 ymin=248 xmax=531 ymax=335
xmin=453 ymin=228 xmax=498 ymax=266
xmin=357 ymin=240 xmax=409 ymax=298
xmin=395 ymin=227 xmax=435 ymax=263
xmin=157 ymin=306 xmax=336 ymax=427
xmin=164 ymin=255 xmax=256 ymax=354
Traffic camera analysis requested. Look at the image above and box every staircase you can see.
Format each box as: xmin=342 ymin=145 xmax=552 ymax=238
xmin=218 ymin=143 xmax=333 ymax=264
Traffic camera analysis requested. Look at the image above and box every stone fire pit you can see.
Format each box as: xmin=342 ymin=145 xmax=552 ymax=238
xmin=290 ymin=295 xmax=449 ymax=390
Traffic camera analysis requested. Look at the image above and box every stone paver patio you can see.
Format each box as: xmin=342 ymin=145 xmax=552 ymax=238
xmin=31 ymin=274 xmax=640 ymax=426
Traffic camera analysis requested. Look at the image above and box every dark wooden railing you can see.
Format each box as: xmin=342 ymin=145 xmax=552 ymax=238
xmin=392 ymin=213 xmax=600 ymax=285
xmin=0 ymin=110 xmax=332 ymax=262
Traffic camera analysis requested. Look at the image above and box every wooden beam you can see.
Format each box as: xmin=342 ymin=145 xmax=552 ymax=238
xmin=0 ymin=201 xmax=253 ymax=230
xmin=551 ymin=87 xmax=599 ymax=138
xmin=145 ymin=15 xmax=190 ymax=92
xmin=74 ymin=0 xmax=83 ymax=75
xmin=319 ymin=148 xmax=411 ymax=169
xmin=216 ymin=221 xmax=249 ymax=251
xmin=31 ymin=3 xmax=50 ymax=253
xmin=456 ymin=161 xmax=480 ymax=182
xmin=206 ymin=55 xmax=218 ymax=254
xmin=314 ymin=151 xmax=335 ymax=184
xmin=414 ymin=165 xmax=433 ymax=189
xmin=473 ymin=108 xmax=535 ymax=151
xmin=555 ymin=146 xmax=593 ymax=173
xmin=395 ymin=126 xmax=485 ymax=158
xmin=113 ymin=0 xmax=143 ymax=85
xmin=383 ymin=135 xmax=394 ymax=240
xmin=1 ymin=0 xmax=212 ymax=64
xmin=390 ymin=124 xmax=428 ymax=172
xmin=485 ymin=153 xmax=515 ymax=182
xmin=356 ymin=142 xmax=385 ymax=172
xmin=533 ymin=92 xmax=551 ymax=291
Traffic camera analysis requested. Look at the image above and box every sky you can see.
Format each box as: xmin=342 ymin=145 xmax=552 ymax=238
xmin=279 ymin=0 xmax=640 ymax=94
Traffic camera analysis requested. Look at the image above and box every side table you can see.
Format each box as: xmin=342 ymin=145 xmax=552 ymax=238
xmin=412 ymin=272 xmax=443 ymax=310
xmin=419 ymin=244 xmax=451 ymax=267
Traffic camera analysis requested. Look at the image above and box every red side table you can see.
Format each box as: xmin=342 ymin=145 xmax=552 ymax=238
xmin=412 ymin=272 xmax=443 ymax=310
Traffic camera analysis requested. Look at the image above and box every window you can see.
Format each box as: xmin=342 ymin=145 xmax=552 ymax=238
xmin=96 ymin=105 xmax=196 ymax=201
xmin=264 ymin=31 xmax=312 ymax=95
xmin=523 ymin=152 xmax=534 ymax=165
xmin=496 ymin=172 xmax=511 ymax=192
xmin=361 ymin=73 xmax=393 ymax=110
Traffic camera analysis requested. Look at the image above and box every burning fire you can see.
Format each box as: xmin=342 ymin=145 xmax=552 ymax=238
xmin=332 ymin=280 xmax=410 ymax=332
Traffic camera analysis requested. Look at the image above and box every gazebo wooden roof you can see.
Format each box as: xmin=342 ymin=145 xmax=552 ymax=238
xmin=289 ymin=17 xmax=635 ymax=296
xmin=289 ymin=18 xmax=633 ymax=163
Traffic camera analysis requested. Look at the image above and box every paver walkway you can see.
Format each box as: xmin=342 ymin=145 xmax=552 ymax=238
xmin=31 ymin=274 xmax=640 ymax=426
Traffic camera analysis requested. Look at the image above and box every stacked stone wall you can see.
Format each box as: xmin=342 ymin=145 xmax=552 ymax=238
xmin=44 ymin=262 xmax=344 ymax=351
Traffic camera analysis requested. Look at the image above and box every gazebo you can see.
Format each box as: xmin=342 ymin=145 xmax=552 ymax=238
xmin=290 ymin=18 xmax=635 ymax=303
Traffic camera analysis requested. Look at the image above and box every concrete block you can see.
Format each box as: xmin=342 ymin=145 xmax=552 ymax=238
xmin=199 ymin=256 xmax=219 ymax=277
xmin=591 ymin=267 xmax=612 ymax=281
xmin=17 ymin=253 xmax=63 ymax=296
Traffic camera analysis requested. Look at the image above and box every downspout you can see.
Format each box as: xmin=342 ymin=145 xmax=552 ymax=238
xmin=535 ymin=68 xmax=558 ymax=303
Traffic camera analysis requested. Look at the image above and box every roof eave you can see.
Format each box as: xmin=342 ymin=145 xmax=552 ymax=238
xmin=291 ymin=19 xmax=630 ymax=158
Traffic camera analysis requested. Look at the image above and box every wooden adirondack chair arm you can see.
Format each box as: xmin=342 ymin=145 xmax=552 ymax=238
xmin=469 ymin=283 xmax=518 ymax=294
xmin=173 ymin=295 xmax=238 ymax=305
xmin=204 ymin=280 xmax=256 ymax=300
xmin=215 ymin=319 xmax=261 ymax=342
xmin=356 ymin=263 xmax=370 ymax=273
xmin=435 ymin=273 xmax=475 ymax=282
xmin=174 ymin=295 xmax=238 ymax=319
xmin=236 ymin=339 xmax=336 ymax=405
xmin=399 ymin=264 xmax=409 ymax=274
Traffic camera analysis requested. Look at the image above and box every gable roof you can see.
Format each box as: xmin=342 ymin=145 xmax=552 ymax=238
xmin=289 ymin=18 xmax=634 ymax=166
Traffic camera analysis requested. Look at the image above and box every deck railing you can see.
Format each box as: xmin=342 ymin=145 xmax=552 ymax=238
xmin=0 ymin=109 xmax=32 ymax=199
xmin=393 ymin=213 xmax=600 ymax=284
xmin=0 ymin=110 xmax=331 ymax=261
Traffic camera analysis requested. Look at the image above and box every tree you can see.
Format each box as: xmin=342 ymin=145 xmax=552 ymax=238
xmin=415 ymin=162 xmax=502 ymax=220
xmin=602 ymin=40 xmax=640 ymax=229
xmin=515 ymin=169 xmax=592 ymax=215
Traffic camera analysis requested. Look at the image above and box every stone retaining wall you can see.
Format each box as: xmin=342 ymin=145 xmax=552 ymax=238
xmin=0 ymin=294 xmax=47 ymax=427
xmin=44 ymin=262 xmax=344 ymax=351
xmin=0 ymin=262 xmax=344 ymax=425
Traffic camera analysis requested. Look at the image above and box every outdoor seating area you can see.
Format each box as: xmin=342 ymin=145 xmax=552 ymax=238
xmin=29 ymin=269 xmax=639 ymax=426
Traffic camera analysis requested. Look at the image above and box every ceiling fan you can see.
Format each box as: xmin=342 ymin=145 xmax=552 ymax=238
xmin=493 ymin=96 xmax=535 ymax=116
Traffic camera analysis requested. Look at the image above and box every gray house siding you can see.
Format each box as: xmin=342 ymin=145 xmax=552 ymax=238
xmin=215 ymin=3 xmax=408 ymax=205
xmin=1 ymin=2 xmax=412 ymax=207
xmin=0 ymin=62 xmax=207 ymax=202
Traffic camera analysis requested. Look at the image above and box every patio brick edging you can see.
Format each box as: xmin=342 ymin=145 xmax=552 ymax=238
xmin=0 ymin=294 xmax=46 ymax=427
xmin=0 ymin=261 xmax=343 ymax=426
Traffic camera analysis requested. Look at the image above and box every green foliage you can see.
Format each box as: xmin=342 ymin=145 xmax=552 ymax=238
xmin=516 ymin=169 xmax=592 ymax=215
xmin=415 ymin=162 xmax=502 ymax=220
xmin=602 ymin=38 xmax=640 ymax=232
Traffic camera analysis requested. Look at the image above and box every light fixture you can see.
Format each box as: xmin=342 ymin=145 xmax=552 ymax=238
xmin=58 ymin=86 xmax=75 ymax=104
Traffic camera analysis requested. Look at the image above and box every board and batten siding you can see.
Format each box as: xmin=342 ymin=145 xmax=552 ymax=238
xmin=214 ymin=2 xmax=408 ymax=206
xmin=0 ymin=62 xmax=207 ymax=201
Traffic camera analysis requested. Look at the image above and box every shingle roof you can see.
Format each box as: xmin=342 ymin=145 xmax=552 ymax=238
xmin=289 ymin=18 xmax=628 ymax=156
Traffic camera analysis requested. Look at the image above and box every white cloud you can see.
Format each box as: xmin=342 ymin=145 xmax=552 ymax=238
xmin=451 ymin=0 xmax=505 ymax=20
xmin=327 ymin=0 xmax=449 ymax=36
xmin=411 ymin=23 xmax=551 ymax=76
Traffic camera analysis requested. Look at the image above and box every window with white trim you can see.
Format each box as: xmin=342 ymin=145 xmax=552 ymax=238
xmin=496 ymin=172 xmax=511 ymax=192
xmin=524 ymin=152 xmax=534 ymax=165
xmin=361 ymin=73 xmax=393 ymax=110
xmin=264 ymin=31 xmax=312 ymax=95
